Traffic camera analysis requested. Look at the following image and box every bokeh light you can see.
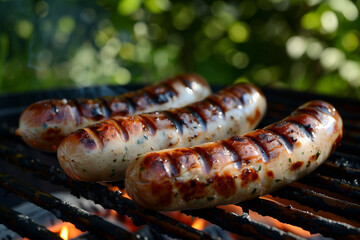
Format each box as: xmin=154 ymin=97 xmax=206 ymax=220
xmin=1 ymin=0 xmax=360 ymax=99
xmin=321 ymin=11 xmax=338 ymax=33
xmin=286 ymin=36 xmax=307 ymax=59
xmin=15 ymin=20 xmax=34 ymax=39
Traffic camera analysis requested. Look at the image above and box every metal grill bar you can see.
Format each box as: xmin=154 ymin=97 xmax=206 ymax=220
xmin=239 ymin=198 xmax=360 ymax=240
xmin=182 ymin=208 xmax=304 ymax=240
xmin=0 ymin=145 xmax=217 ymax=240
xmin=271 ymin=182 xmax=360 ymax=221
xmin=0 ymin=203 xmax=62 ymax=240
xmin=331 ymin=152 xmax=360 ymax=169
xmin=0 ymin=173 xmax=135 ymax=240
xmin=300 ymin=174 xmax=360 ymax=201
xmin=341 ymin=125 xmax=360 ymax=142
xmin=320 ymin=161 xmax=360 ymax=183
xmin=337 ymin=141 xmax=360 ymax=156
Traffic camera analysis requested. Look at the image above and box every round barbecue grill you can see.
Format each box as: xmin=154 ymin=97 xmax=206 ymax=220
xmin=0 ymin=84 xmax=359 ymax=240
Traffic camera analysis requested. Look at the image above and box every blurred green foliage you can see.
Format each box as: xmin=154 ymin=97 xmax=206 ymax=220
xmin=1 ymin=0 xmax=360 ymax=98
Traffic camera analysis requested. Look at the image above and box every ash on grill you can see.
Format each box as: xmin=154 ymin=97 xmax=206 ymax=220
xmin=0 ymin=85 xmax=359 ymax=240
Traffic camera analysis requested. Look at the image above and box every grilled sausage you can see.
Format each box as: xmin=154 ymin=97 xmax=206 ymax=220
xmin=16 ymin=74 xmax=211 ymax=152
xmin=125 ymin=100 xmax=343 ymax=211
xmin=57 ymin=83 xmax=266 ymax=182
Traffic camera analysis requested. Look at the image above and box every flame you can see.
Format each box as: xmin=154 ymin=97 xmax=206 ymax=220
xmin=121 ymin=189 xmax=131 ymax=199
xmin=247 ymin=195 xmax=317 ymax=238
xmin=60 ymin=225 xmax=68 ymax=240
xmin=106 ymin=208 xmax=140 ymax=232
xmin=105 ymin=185 xmax=131 ymax=199
xmin=249 ymin=210 xmax=313 ymax=238
xmin=106 ymin=184 xmax=120 ymax=192
xmin=48 ymin=222 xmax=83 ymax=239
xmin=162 ymin=211 xmax=211 ymax=231
xmin=218 ymin=204 xmax=243 ymax=215
xmin=38 ymin=189 xmax=353 ymax=240
xmin=191 ymin=218 xmax=207 ymax=230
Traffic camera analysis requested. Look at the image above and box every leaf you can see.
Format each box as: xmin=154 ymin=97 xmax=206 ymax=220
xmin=117 ymin=0 xmax=142 ymax=16
xmin=144 ymin=0 xmax=170 ymax=14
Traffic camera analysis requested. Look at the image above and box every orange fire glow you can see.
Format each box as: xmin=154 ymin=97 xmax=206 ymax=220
xmin=249 ymin=210 xmax=313 ymax=238
xmin=59 ymin=225 xmax=68 ymax=240
xmin=48 ymin=222 xmax=83 ymax=240
xmin=162 ymin=211 xmax=211 ymax=231
xmin=105 ymin=184 xmax=131 ymax=199
xmin=104 ymin=183 xmax=121 ymax=192
xmin=44 ymin=189 xmax=337 ymax=240
xmin=252 ymin=195 xmax=317 ymax=238
xmin=191 ymin=218 xmax=207 ymax=230
xmin=121 ymin=189 xmax=131 ymax=199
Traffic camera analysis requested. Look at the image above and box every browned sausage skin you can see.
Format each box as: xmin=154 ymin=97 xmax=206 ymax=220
xmin=125 ymin=100 xmax=343 ymax=211
xmin=16 ymin=74 xmax=211 ymax=152
xmin=57 ymin=83 xmax=266 ymax=182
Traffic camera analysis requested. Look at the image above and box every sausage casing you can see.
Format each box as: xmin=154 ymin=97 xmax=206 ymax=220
xmin=16 ymin=74 xmax=211 ymax=152
xmin=57 ymin=83 xmax=266 ymax=182
xmin=125 ymin=100 xmax=343 ymax=211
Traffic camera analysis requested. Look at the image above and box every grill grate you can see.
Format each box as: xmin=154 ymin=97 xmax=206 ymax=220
xmin=0 ymin=203 xmax=62 ymax=240
xmin=0 ymin=144 xmax=215 ymax=240
xmin=270 ymin=182 xmax=359 ymax=222
xmin=239 ymin=198 xmax=360 ymax=240
xmin=0 ymin=85 xmax=359 ymax=240
xmin=0 ymin=173 xmax=134 ymax=240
